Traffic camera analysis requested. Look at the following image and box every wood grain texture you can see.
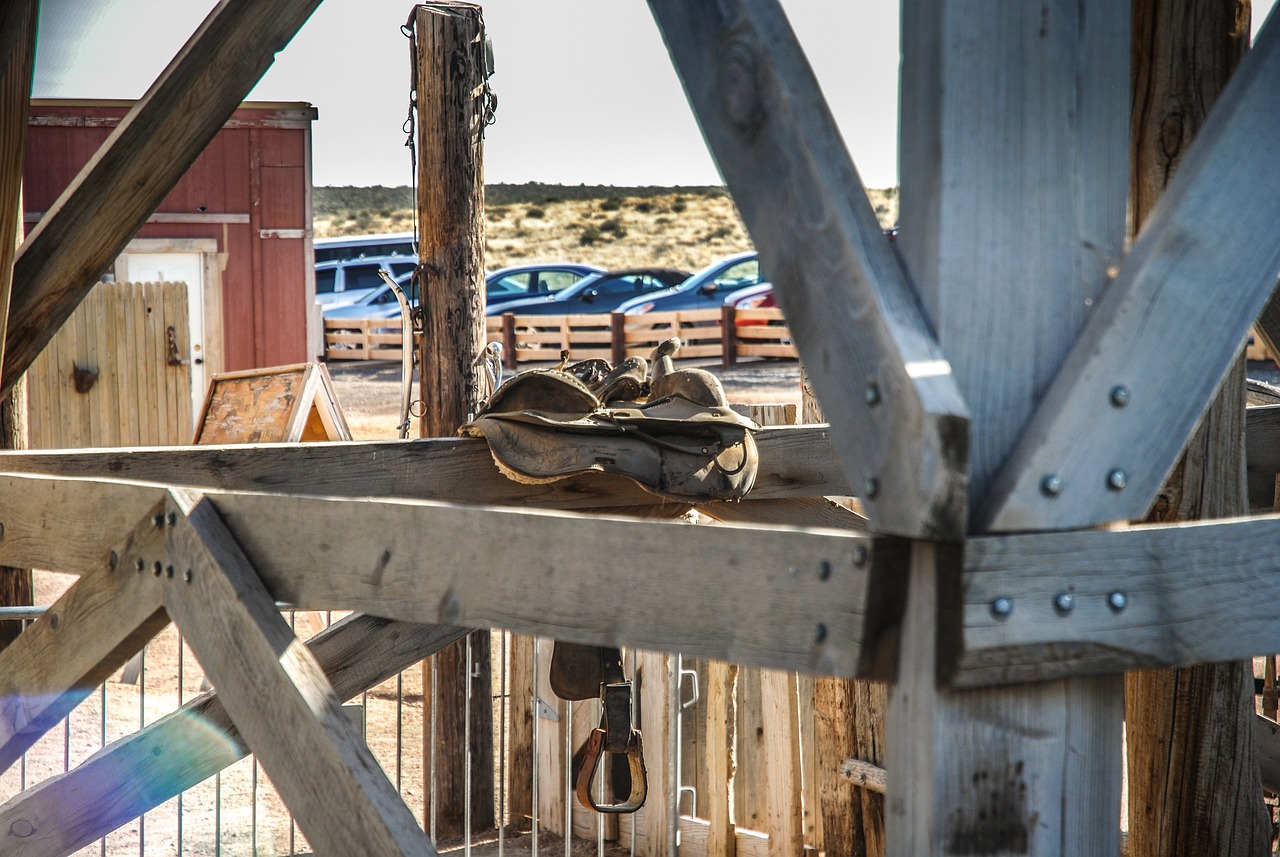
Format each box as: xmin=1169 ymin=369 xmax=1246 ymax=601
xmin=415 ymin=2 xmax=486 ymax=438
xmin=161 ymin=493 xmax=433 ymax=856
xmin=1245 ymin=403 xmax=1280 ymax=509
xmin=815 ymin=676 xmax=886 ymax=856
xmin=647 ymin=0 xmax=969 ymax=541
xmin=890 ymin=4 xmax=1129 ymax=855
xmin=0 ymin=424 xmax=853 ymax=510
xmin=0 ymin=615 xmax=466 ymax=857
xmin=959 ymin=512 xmax=1280 ymax=685
xmin=0 ymin=502 xmax=168 ymax=773
xmin=6 ymin=0 xmax=323 ymax=398
xmin=0 ymin=471 xmax=882 ymax=667
xmin=0 ymin=0 xmax=36 ymax=381
xmin=760 ymin=669 xmax=802 ymax=856
xmin=702 ymin=660 xmax=737 ymax=857
xmin=981 ymin=17 xmax=1280 ymax=532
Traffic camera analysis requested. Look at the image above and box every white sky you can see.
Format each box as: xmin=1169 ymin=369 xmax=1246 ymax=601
xmin=33 ymin=1 xmax=1277 ymax=190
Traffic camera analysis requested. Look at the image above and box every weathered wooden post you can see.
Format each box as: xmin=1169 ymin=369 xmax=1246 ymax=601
xmin=1124 ymin=2 xmax=1271 ymax=854
xmin=0 ymin=0 xmax=37 ymax=649
xmin=414 ymin=1 xmax=495 ymax=838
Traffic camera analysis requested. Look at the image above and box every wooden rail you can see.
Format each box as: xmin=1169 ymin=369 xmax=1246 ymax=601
xmin=324 ymin=308 xmax=796 ymax=366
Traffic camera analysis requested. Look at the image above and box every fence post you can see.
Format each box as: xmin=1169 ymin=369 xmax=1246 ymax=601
xmin=611 ymin=311 xmax=626 ymax=366
xmin=721 ymin=304 xmax=737 ymax=368
xmin=502 ymin=313 xmax=517 ymax=370
xmin=415 ymin=1 xmax=494 ymax=838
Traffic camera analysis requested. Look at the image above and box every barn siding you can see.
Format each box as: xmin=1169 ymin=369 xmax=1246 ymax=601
xmin=24 ymin=100 xmax=316 ymax=371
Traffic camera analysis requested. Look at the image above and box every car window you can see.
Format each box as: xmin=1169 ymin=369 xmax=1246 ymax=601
xmin=708 ymin=259 xmax=761 ymax=293
xmin=589 ymin=275 xmax=647 ymax=297
xmin=388 ymin=262 xmax=416 ymax=278
xmin=345 ymin=264 xmax=390 ymax=292
xmin=541 ymin=270 xmax=584 ymax=292
xmin=489 ymin=271 xmax=532 ymax=297
xmin=315 ymin=267 xmax=337 ymax=295
xmin=366 ymin=287 xmax=400 ymax=305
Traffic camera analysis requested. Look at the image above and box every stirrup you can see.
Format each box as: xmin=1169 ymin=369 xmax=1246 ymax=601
xmin=574 ymin=682 xmax=648 ymax=813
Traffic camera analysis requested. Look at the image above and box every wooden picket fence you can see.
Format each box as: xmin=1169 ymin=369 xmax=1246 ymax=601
xmin=323 ymin=307 xmax=796 ymax=366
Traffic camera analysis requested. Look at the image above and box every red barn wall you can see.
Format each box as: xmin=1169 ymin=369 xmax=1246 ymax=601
xmin=24 ymin=100 xmax=316 ymax=372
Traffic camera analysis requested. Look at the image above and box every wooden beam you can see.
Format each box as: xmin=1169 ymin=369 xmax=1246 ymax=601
xmin=160 ymin=491 xmax=433 ymax=856
xmin=699 ymin=497 xmax=869 ymax=533
xmin=1246 ymin=403 xmax=1280 ymax=509
xmin=5 ymin=0 xmax=324 ymax=397
xmin=646 ymin=0 xmax=970 ymax=541
xmin=1254 ymin=713 xmax=1280 ymax=793
xmin=0 ymin=502 xmax=169 ymax=773
xmin=0 ymin=425 xmax=853 ymax=509
xmin=981 ymin=18 xmax=1280 ymax=532
xmin=0 ymin=0 xmax=36 ymax=380
xmin=0 ymin=615 xmax=466 ymax=857
xmin=958 ymin=514 xmax=1280 ymax=686
xmin=0 ymin=473 xmax=884 ymax=676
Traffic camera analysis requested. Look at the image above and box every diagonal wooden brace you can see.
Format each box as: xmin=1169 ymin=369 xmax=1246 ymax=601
xmin=0 ymin=501 xmax=170 ymax=774
xmin=0 ymin=613 xmax=466 ymax=857
xmin=158 ymin=490 xmax=435 ymax=857
xmin=647 ymin=0 xmax=969 ymax=540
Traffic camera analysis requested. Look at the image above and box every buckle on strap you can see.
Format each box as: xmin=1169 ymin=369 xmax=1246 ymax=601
xmin=575 ymin=682 xmax=648 ymax=813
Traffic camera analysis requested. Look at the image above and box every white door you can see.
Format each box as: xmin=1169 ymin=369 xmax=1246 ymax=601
xmin=121 ymin=252 xmax=207 ymax=418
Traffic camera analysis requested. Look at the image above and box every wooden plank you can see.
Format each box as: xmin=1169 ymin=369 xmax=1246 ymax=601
xmin=0 ymin=424 xmax=854 ymax=510
xmin=700 ymin=497 xmax=869 ymax=533
xmin=6 ymin=0 xmax=324 ymax=398
xmin=507 ymin=633 xmax=535 ymax=831
xmin=0 ymin=615 xmax=466 ymax=857
xmin=956 ymin=514 xmax=1280 ymax=686
xmin=703 ymin=660 xmax=737 ymax=857
xmin=0 ymin=501 xmax=169 ymax=773
xmin=1245 ymin=403 xmax=1280 ymax=509
xmin=533 ymin=636 xmax=566 ymax=836
xmin=982 ymin=19 xmax=1280 ymax=532
xmin=647 ymin=0 xmax=970 ymax=540
xmin=0 ymin=0 xmax=36 ymax=382
xmin=1254 ymin=713 xmax=1280 ymax=793
xmin=760 ymin=669 xmax=802 ymax=856
xmin=678 ymin=816 xmax=769 ymax=857
xmin=160 ymin=492 xmax=433 ymax=856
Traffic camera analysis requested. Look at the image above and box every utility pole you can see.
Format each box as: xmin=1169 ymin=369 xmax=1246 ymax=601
xmin=414 ymin=2 xmax=494 ymax=838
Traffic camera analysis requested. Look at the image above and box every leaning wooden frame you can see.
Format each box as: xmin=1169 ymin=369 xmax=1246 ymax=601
xmin=7 ymin=0 xmax=1280 ymax=856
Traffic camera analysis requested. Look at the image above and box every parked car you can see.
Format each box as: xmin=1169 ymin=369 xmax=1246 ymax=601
xmin=723 ymin=281 xmax=775 ymax=312
xmin=486 ymin=263 xmax=605 ymax=309
xmin=321 ymin=271 xmax=415 ymax=320
xmin=616 ymin=252 xmax=763 ymax=315
xmin=487 ymin=268 xmax=692 ymax=316
xmin=315 ymin=255 xmax=417 ymax=307
xmin=313 ymin=232 xmax=415 ymax=263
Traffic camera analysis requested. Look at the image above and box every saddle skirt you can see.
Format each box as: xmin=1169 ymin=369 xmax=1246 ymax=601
xmin=459 ymin=346 xmax=761 ymax=502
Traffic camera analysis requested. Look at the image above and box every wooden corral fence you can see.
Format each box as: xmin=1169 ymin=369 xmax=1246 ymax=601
xmin=28 ymin=280 xmax=193 ymax=449
xmin=324 ymin=306 xmax=796 ymax=367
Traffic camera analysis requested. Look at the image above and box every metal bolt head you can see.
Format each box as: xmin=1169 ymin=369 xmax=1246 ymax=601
xmin=1041 ymin=474 xmax=1063 ymax=497
xmin=9 ymin=818 xmax=35 ymax=837
xmin=184 ymin=568 xmax=194 ymax=583
xmin=1110 ymin=386 xmax=1130 ymax=408
xmin=853 ymin=545 xmax=869 ymax=567
xmin=153 ymin=513 xmax=165 ymax=528
xmin=990 ymin=597 xmax=1013 ymax=619
xmin=865 ymin=383 xmax=881 ymax=406
xmin=864 ymin=477 xmax=880 ymax=500
xmin=819 ymin=560 xmax=833 ymax=581
xmin=1107 ymin=591 xmax=1128 ymax=612
xmin=166 ymin=511 xmax=177 ymax=526
xmin=1054 ymin=592 xmax=1075 ymax=615
xmin=135 ymin=557 xmax=145 ymax=572
xmin=813 ymin=623 xmax=828 ymax=644
xmin=153 ymin=561 xmax=163 ymax=577
xmin=1107 ymin=469 xmax=1127 ymax=491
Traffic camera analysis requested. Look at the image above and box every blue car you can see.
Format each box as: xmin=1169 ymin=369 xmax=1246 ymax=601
xmin=616 ymin=252 xmax=763 ymax=315
xmin=487 ymin=268 xmax=692 ymax=316
xmin=486 ymin=263 xmax=605 ymax=309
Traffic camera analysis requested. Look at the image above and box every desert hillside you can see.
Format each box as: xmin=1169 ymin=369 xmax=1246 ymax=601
xmin=314 ymin=183 xmax=899 ymax=272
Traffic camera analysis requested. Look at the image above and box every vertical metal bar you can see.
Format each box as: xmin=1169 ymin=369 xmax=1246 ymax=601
xmin=532 ymin=639 xmax=540 ymax=857
xmin=667 ymin=655 xmax=679 ymax=856
xmin=252 ymin=759 xmax=259 ymax=856
xmin=397 ymin=670 xmax=404 ymax=793
xmin=465 ymin=633 xmax=473 ymax=857
xmin=430 ymin=652 xmax=439 ymax=842
xmin=101 ymin=678 xmax=107 ymax=857
xmin=178 ymin=631 xmax=185 ymax=855
xmin=564 ymin=699 xmax=572 ymax=857
xmin=596 ymin=696 xmax=604 ymax=857
xmin=215 ymin=771 xmax=222 ymax=856
xmin=499 ymin=630 xmax=508 ymax=857
xmin=629 ymin=649 xmax=637 ymax=857
xmin=139 ymin=647 xmax=146 ymax=857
